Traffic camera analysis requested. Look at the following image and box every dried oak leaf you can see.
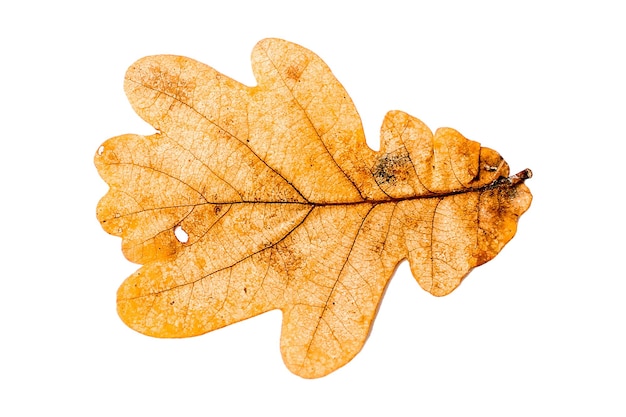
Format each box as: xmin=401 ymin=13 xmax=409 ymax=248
xmin=95 ymin=38 xmax=532 ymax=378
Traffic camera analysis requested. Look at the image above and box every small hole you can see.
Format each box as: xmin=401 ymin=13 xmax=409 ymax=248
xmin=97 ymin=145 xmax=104 ymax=155
xmin=174 ymin=225 xmax=189 ymax=243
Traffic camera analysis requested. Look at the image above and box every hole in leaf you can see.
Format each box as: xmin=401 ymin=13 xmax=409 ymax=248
xmin=174 ymin=225 xmax=189 ymax=243
xmin=97 ymin=145 xmax=104 ymax=155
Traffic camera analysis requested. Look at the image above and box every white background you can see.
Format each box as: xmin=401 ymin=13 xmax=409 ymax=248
xmin=2 ymin=1 xmax=624 ymax=415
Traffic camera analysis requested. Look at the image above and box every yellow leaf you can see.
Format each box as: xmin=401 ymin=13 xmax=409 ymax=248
xmin=95 ymin=38 xmax=532 ymax=378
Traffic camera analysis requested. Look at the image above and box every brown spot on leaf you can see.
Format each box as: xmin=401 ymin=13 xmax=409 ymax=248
xmin=372 ymin=150 xmax=412 ymax=186
xmin=285 ymin=64 xmax=301 ymax=81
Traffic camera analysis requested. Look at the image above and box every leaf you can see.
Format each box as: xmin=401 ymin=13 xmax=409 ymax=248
xmin=95 ymin=38 xmax=532 ymax=378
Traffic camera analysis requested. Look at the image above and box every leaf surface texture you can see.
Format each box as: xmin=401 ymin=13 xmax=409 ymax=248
xmin=96 ymin=38 xmax=532 ymax=378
